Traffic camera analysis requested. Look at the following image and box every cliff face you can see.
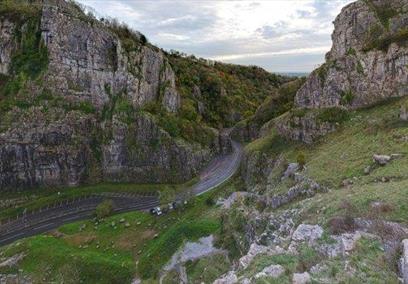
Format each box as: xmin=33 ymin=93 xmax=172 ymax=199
xmin=0 ymin=1 xmax=221 ymax=190
xmin=276 ymin=0 xmax=408 ymax=144
xmin=295 ymin=0 xmax=408 ymax=109
xmin=40 ymin=1 xmax=180 ymax=112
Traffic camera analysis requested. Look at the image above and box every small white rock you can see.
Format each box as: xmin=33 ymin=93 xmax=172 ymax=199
xmin=293 ymin=272 xmax=311 ymax=284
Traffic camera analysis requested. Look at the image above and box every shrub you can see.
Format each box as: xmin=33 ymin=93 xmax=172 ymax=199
xmin=95 ymin=200 xmax=114 ymax=219
xmin=296 ymin=152 xmax=306 ymax=170
xmin=340 ymin=89 xmax=355 ymax=105
xmin=346 ymin=48 xmax=357 ymax=56
xmin=205 ymin=197 xmax=215 ymax=207
xmin=317 ymin=107 xmax=349 ymax=124
xmin=328 ymin=216 xmax=356 ymax=234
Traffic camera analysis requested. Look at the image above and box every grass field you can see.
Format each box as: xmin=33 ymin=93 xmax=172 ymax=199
xmin=0 ymin=178 xmax=239 ymax=283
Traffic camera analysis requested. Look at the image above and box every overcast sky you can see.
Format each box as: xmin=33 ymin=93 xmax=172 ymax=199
xmin=77 ymin=0 xmax=354 ymax=73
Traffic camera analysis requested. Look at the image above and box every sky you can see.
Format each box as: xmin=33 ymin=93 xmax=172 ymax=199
xmin=76 ymin=0 xmax=354 ymax=73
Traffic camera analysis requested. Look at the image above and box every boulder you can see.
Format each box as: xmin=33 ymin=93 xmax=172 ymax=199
xmin=292 ymin=272 xmax=311 ymax=284
xmin=254 ymin=264 xmax=285 ymax=279
xmin=213 ymin=271 xmax=238 ymax=284
xmin=373 ymin=154 xmax=391 ymax=166
xmin=239 ymin=243 xmax=285 ymax=269
xmin=282 ymin=163 xmax=299 ymax=180
xmin=401 ymin=105 xmax=408 ymax=121
xmin=289 ymin=224 xmax=324 ymax=253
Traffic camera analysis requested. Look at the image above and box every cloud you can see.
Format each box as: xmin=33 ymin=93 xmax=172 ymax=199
xmin=76 ymin=0 xmax=354 ymax=72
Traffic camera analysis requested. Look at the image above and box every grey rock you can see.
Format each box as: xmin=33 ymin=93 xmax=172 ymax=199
xmin=401 ymin=105 xmax=408 ymax=121
xmin=0 ymin=18 xmax=16 ymax=75
xmin=363 ymin=165 xmax=372 ymax=175
xmin=295 ymin=0 xmax=408 ymax=110
xmin=254 ymin=264 xmax=285 ymax=279
xmin=213 ymin=271 xmax=238 ymax=284
xmin=276 ymin=111 xmax=336 ymax=144
xmin=373 ymin=154 xmax=391 ymax=166
xmin=289 ymin=224 xmax=323 ymax=253
xmin=400 ymin=239 xmax=408 ymax=284
xmin=292 ymin=272 xmax=311 ymax=284
xmin=282 ymin=163 xmax=299 ymax=180
xmin=239 ymin=243 xmax=285 ymax=269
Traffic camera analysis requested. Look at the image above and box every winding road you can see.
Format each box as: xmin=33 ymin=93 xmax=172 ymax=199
xmin=0 ymin=141 xmax=243 ymax=247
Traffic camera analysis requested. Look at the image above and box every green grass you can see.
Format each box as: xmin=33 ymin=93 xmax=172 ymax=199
xmin=247 ymin=96 xmax=408 ymax=189
xmin=240 ymin=245 xmax=320 ymax=279
xmin=185 ymin=254 xmax=231 ymax=283
xmin=0 ymin=178 xmax=240 ymax=282
xmin=138 ymin=219 xmax=220 ymax=279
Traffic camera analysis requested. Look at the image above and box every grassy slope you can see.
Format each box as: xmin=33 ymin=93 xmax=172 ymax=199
xmin=0 ymin=178 xmax=241 ymax=283
xmin=240 ymin=97 xmax=408 ymax=282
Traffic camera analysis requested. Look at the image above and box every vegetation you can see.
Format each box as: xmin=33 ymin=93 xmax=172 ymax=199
xmin=340 ymin=89 xmax=355 ymax=106
xmin=251 ymin=78 xmax=306 ymax=127
xmin=95 ymin=200 xmax=114 ymax=219
xmin=0 ymin=179 xmax=239 ymax=282
xmin=316 ymin=107 xmax=349 ymax=124
xmin=167 ymin=51 xmax=288 ymax=128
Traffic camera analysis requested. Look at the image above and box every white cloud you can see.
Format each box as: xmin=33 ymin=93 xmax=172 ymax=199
xmin=76 ymin=0 xmax=354 ymax=72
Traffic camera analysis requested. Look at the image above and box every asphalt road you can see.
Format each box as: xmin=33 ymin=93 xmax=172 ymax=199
xmin=0 ymin=140 xmax=243 ymax=247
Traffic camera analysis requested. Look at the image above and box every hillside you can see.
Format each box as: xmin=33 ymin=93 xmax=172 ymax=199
xmin=0 ymin=0 xmax=289 ymax=191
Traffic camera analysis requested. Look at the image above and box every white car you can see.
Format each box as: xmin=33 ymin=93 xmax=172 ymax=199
xmin=150 ymin=207 xmax=162 ymax=216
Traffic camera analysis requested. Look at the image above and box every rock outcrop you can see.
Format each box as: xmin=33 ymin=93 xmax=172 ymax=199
xmin=0 ymin=0 xmax=222 ymax=190
xmin=295 ymin=0 xmax=408 ymax=110
xmin=39 ymin=1 xmax=180 ymax=112
xmin=276 ymin=0 xmax=408 ymax=144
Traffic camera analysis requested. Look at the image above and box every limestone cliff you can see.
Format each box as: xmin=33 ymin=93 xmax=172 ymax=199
xmin=277 ymin=0 xmax=408 ymax=143
xmin=0 ymin=0 xmax=223 ymax=190
xmin=296 ymin=0 xmax=408 ymax=109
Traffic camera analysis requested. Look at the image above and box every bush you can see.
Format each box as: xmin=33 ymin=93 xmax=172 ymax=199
xmin=296 ymin=152 xmax=306 ymax=170
xmin=205 ymin=197 xmax=215 ymax=207
xmin=317 ymin=107 xmax=349 ymax=124
xmin=328 ymin=216 xmax=356 ymax=234
xmin=95 ymin=200 xmax=114 ymax=219
xmin=340 ymin=89 xmax=355 ymax=105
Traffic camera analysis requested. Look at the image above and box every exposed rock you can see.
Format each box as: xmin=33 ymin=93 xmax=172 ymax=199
xmin=102 ymin=114 xmax=212 ymax=184
xmin=240 ymin=151 xmax=285 ymax=193
xmin=239 ymin=243 xmax=285 ymax=269
xmin=267 ymin=175 xmax=322 ymax=209
xmin=400 ymin=239 xmax=408 ymax=284
xmin=219 ymin=192 xmax=250 ymax=209
xmin=0 ymin=274 xmax=32 ymax=284
xmin=373 ymin=154 xmax=391 ymax=166
xmin=0 ymin=18 xmax=16 ymax=75
xmin=276 ymin=111 xmax=336 ymax=144
xmin=292 ymin=224 xmax=323 ymax=243
xmin=0 ymin=1 xmax=226 ymax=190
xmin=164 ymin=235 xmax=226 ymax=277
xmin=254 ymin=264 xmax=285 ymax=279
xmin=213 ymin=271 xmax=238 ymax=284
xmin=40 ymin=3 xmax=181 ymax=112
xmin=282 ymin=163 xmax=299 ymax=180
xmin=292 ymin=272 xmax=311 ymax=284
xmin=363 ymin=165 xmax=372 ymax=175
xmin=0 ymin=253 xmax=25 ymax=268
xmin=295 ymin=0 xmax=408 ymax=110
xmin=401 ymin=105 xmax=408 ymax=121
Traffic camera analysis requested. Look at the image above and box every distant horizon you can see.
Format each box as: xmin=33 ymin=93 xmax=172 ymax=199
xmin=77 ymin=0 xmax=353 ymax=73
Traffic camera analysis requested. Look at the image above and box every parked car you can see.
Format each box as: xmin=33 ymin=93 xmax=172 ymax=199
xmin=150 ymin=207 xmax=162 ymax=216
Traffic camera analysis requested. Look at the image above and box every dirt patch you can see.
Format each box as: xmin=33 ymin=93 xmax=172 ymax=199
xmin=116 ymin=229 xmax=156 ymax=250
xmin=64 ymin=233 xmax=96 ymax=246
